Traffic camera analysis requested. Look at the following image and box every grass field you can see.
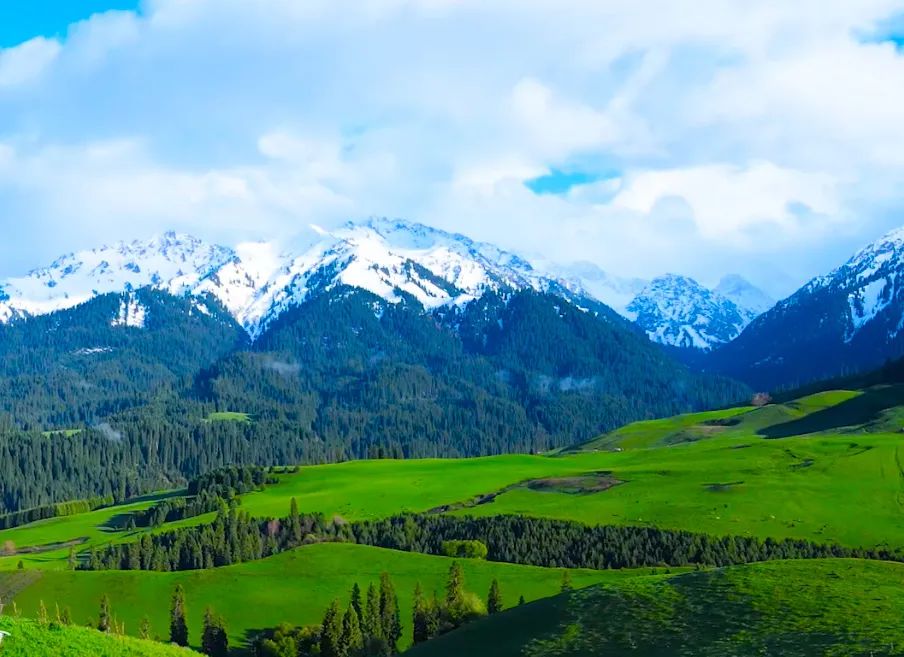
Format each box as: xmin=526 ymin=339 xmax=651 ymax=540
xmin=2 ymin=386 xmax=903 ymax=654
xmin=0 ymin=615 xmax=203 ymax=656
xmin=409 ymin=559 xmax=904 ymax=657
xmin=205 ymin=411 xmax=252 ymax=423
xmin=6 ymin=543 xmax=648 ymax=652
xmin=3 ymin=400 xmax=903 ymax=575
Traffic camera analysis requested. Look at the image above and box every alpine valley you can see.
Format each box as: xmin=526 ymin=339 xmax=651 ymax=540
xmin=5 ymin=218 xmax=904 ymax=657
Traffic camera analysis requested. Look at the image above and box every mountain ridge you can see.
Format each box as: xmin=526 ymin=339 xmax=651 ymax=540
xmin=0 ymin=218 xmax=772 ymax=347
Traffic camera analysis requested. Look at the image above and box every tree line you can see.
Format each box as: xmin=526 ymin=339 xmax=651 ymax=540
xmin=82 ymin=505 xmax=902 ymax=574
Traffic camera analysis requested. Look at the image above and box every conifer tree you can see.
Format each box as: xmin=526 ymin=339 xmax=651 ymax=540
xmin=560 ymin=571 xmax=573 ymax=592
xmin=98 ymin=594 xmax=111 ymax=633
xmin=363 ymin=582 xmax=384 ymax=654
xmin=350 ymin=582 xmax=363 ymax=622
xmin=67 ymin=546 xmax=76 ymax=570
xmin=320 ymin=599 xmax=343 ymax=657
xmin=445 ymin=561 xmax=465 ymax=624
xmin=38 ymin=600 xmax=48 ymax=625
xmin=201 ymin=606 xmax=229 ymax=657
xmin=426 ymin=591 xmax=441 ymax=640
xmin=412 ymin=582 xmax=429 ymax=644
xmin=61 ymin=606 xmax=72 ymax=625
xmin=487 ymin=579 xmax=503 ymax=614
xmin=379 ymin=572 xmax=402 ymax=654
xmin=170 ymin=584 xmax=189 ymax=646
xmin=139 ymin=615 xmax=151 ymax=640
xmin=341 ymin=602 xmax=365 ymax=657
xmin=518 ymin=595 xmax=526 ymax=606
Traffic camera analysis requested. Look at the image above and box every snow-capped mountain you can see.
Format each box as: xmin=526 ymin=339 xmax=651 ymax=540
xmin=627 ymin=274 xmax=757 ymax=350
xmin=0 ymin=232 xmax=234 ymax=323
xmin=715 ymin=275 xmax=775 ymax=315
xmin=0 ymin=219 xmax=601 ymax=338
xmin=0 ymin=218 xmax=776 ymax=350
xmin=710 ymin=225 xmax=904 ymax=389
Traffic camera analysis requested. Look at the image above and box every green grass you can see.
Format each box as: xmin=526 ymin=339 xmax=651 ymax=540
xmin=5 ymin=543 xmax=648 ymax=652
xmin=39 ymin=429 xmax=83 ymax=438
xmin=408 ymin=559 xmax=904 ymax=657
xmin=204 ymin=411 xmax=251 ymax=423
xmin=0 ymin=491 xmax=212 ymax=571
xmin=0 ymin=615 xmax=202 ymax=656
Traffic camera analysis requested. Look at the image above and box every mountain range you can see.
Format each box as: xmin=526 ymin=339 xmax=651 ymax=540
xmin=4 ymin=216 xmax=904 ymax=408
xmin=0 ymin=218 xmax=770 ymax=349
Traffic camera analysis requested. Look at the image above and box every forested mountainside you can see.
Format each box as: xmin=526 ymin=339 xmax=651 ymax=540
xmin=0 ymin=285 xmax=747 ymax=514
xmin=708 ymin=226 xmax=904 ymax=390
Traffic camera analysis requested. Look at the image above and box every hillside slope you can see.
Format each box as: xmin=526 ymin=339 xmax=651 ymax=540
xmin=710 ymin=226 xmax=904 ymax=390
xmin=408 ymin=559 xmax=904 ymax=657
xmin=0 ymin=615 xmax=202 ymax=656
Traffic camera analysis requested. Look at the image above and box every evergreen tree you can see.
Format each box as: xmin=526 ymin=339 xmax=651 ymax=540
xmin=170 ymin=584 xmax=189 ymax=646
xmin=341 ymin=602 xmax=365 ymax=657
xmin=560 ymin=571 xmax=573 ymax=592
xmin=139 ymin=615 xmax=151 ymax=640
xmin=350 ymin=582 xmax=363 ymax=623
xmin=425 ymin=592 xmax=441 ymax=640
xmin=67 ymin=546 xmax=76 ymax=570
xmin=201 ymin=607 xmax=229 ymax=657
xmin=379 ymin=572 xmax=402 ymax=654
xmin=445 ymin=561 xmax=466 ymax=624
xmin=412 ymin=582 xmax=429 ymax=644
xmin=320 ymin=599 xmax=343 ymax=657
xmin=289 ymin=497 xmax=302 ymax=543
xmin=487 ymin=579 xmax=503 ymax=614
xmin=60 ymin=606 xmax=72 ymax=625
xmin=518 ymin=595 xmax=526 ymax=606
xmin=98 ymin=594 xmax=111 ymax=633
xmin=363 ymin=582 xmax=384 ymax=654
xmin=38 ymin=600 xmax=48 ymax=625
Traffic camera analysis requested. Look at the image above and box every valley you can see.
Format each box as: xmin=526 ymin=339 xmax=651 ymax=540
xmin=1 ymin=378 xmax=902 ymax=654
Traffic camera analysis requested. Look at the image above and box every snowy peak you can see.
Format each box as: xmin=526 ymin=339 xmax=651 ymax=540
xmin=0 ymin=232 xmax=235 ymax=319
xmin=0 ymin=217 xmax=776 ymax=350
xmin=627 ymin=274 xmax=755 ymax=350
xmin=806 ymin=225 xmax=904 ymax=342
xmin=715 ymin=274 xmax=775 ymax=315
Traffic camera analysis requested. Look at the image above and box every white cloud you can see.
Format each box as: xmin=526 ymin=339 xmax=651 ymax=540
xmin=612 ymin=163 xmax=841 ymax=241
xmin=0 ymin=0 xmax=904 ymax=298
xmin=0 ymin=37 xmax=61 ymax=88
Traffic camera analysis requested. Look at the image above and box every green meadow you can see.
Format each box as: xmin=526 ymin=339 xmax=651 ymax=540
xmin=0 ymin=615 xmax=202 ymax=656
xmin=409 ymin=559 xmax=904 ymax=657
xmin=2 ymin=385 xmax=903 ymax=653
xmin=7 ymin=543 xmax=641 ymax=651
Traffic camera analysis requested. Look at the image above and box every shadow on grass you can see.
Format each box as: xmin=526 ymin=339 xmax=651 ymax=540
xmin=759 ymin=385 xmax=904 ymax=438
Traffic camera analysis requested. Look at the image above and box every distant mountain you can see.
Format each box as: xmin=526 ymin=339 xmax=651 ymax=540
xmin=626 ymin=274 xmax=757 ymax=350
xmin=529 ymin=260 xmax=647 ymax=316
xmin=0 ymin=232 xmax=234 ymax=323
xmin=715 ymin=274 xmax=775 ymax=315
xmin=0 ymin=219 xmax=620 ymax=339
xmin=709 ymin=226 xmax=904 ymax=390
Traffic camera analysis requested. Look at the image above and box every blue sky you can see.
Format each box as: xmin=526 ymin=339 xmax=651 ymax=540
xmin=0 ymin=1 xmax=139 ymax=47
xmin=1 ymin=1 xmax=904 ymax=297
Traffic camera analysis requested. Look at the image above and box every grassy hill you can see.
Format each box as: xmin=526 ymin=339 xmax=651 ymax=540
xmin=5 ymin=543 xmax=646 ymax=652
xmin=0 ymin=614 xmax=202 ymax=656
xmin=2 ymin=383 xmax=903 ymax=653
xmin=408 ymin=559 xmax=904 ymax=657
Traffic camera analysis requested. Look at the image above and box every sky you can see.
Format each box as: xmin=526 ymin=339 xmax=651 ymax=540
xmin=1 ymin=1 xmax=904 ymax=297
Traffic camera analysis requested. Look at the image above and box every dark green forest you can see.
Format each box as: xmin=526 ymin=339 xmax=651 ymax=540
xmin=0 ymin=286 xmax=749 ymax=514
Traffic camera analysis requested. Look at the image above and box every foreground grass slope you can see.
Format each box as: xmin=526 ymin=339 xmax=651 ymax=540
xmin=409 ymin=559 xmax=904 ymax=657
xmin=7 ymin=543 xmax=635 ymax=651
xmin=0 ymin=615 xmax=202 ymax=656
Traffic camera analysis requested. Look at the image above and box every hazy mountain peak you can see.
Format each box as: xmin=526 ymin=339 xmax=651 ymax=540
xmin=715 ymin=274 xmax=775 ymax=315
xmin=627 ymin=274 xmax=755 ymax=350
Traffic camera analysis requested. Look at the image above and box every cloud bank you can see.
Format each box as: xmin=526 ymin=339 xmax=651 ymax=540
xmin=1 ymin=0 xmax=904 ymax=296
